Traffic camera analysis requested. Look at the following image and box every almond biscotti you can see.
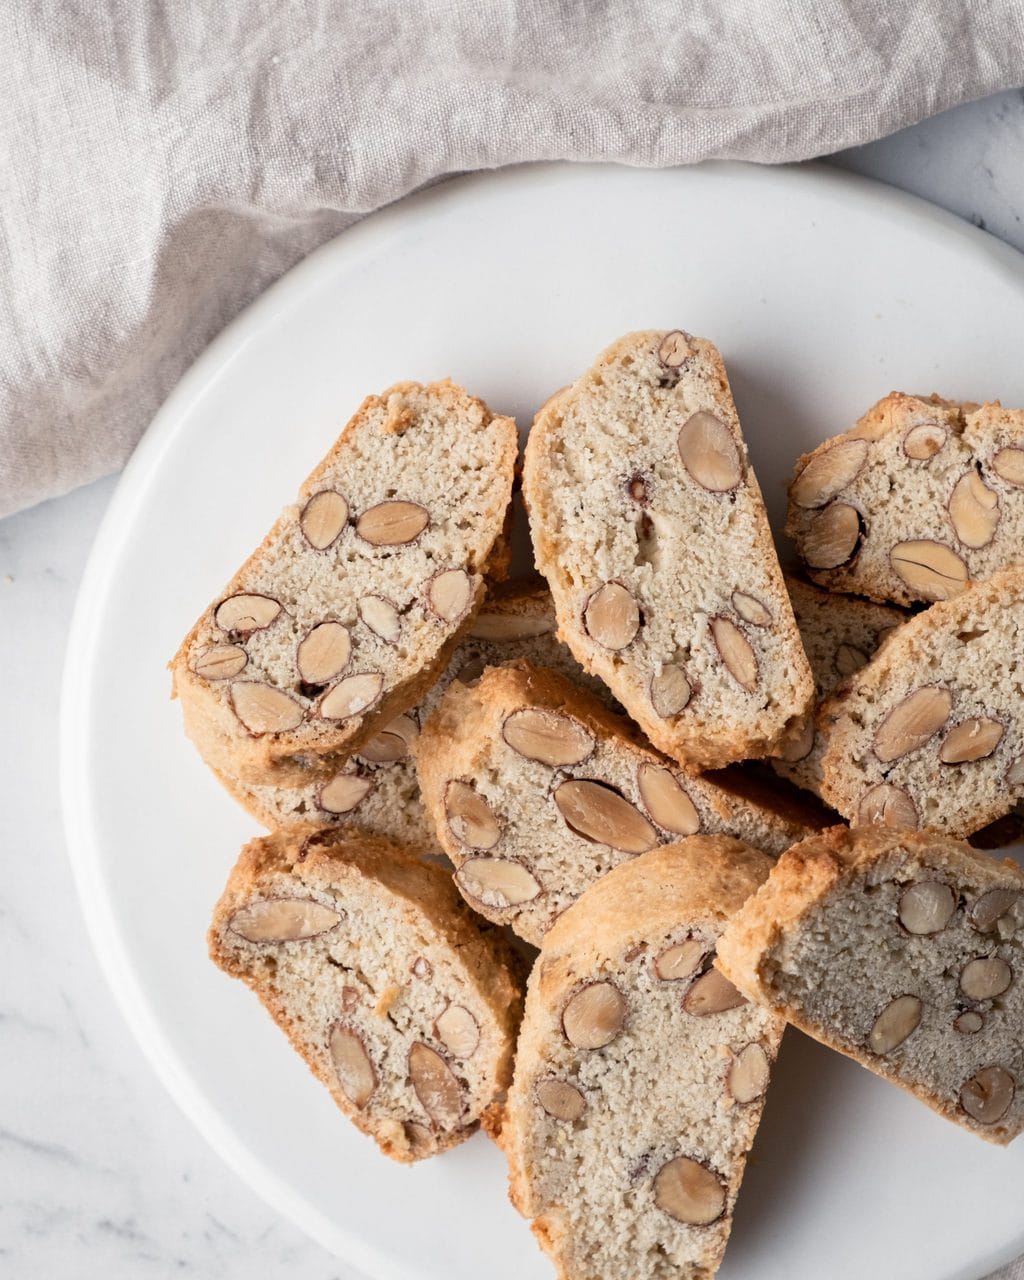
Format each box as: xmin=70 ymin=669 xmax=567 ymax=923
xmin=498 ymin=838 xmax=785 ymax=1279
xmin=171 ymin=380 xmax=517 ymax=786
xmin=415 ymin=660 xmax=827 ymax=946
xmin=818 ymin=567 xmax=1024 ymax=837
xmin=208 ymin=825 xmax=523 ymax=1161
xmin=786 ymin=392 xmax=1024 ymax=606
xmin=718 ymin=826 xmax=1024 ymax=1145
xmin=523 ymin=330 xmax=814 ymax=770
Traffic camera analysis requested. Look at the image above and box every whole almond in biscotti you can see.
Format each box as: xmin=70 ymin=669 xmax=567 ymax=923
xmin=718 ymin=826 xmax=1024 ymax=1146
xmin=522 ymin=330 xmax=814 ymax=771
xmin=208 ymin=825 xmax=523 ymax=1162
xmin=170 ymin=380 xmax=517 ymax=787
xmin=415 ymin=659 xmax=828 ymax=946
xmin=786 ymin=392 xmax=1024 ymax=606
xmin=498 ymin=837 xmax=785 ymax=1280
xmin=817 ymin=567 xmax=1024 ymax=838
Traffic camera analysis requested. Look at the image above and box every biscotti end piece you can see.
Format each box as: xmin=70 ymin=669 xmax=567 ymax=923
xmin=500 ymin=837 xmax=785 ymax=1280
xmin=523 ymin=330 xmax=814 ymax=771
xmin=172 ymin=380 xmax=517 ymax=786
xmin=416 ymin=659 xmax=826 ymax=946
xmin=209 ymin=825 xmax=523 ymax=1162
xmin=818 ymin=567 xmax=1024 ymax=838
xmin=786 ymin=392 xmax=1024 ymax=606
xmin=718 ymin=826 xmax=1024 ymax=1145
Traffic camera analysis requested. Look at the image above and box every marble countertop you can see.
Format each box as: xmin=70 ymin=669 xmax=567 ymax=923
xmin=5 ymin=89 xmax=1024 ymax=1280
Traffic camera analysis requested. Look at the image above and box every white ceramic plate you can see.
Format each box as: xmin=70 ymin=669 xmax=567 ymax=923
xmin=62 ymin=162 xmax=1024 ymax=1280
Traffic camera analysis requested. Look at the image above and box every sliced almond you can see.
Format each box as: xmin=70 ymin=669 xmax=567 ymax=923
xmin=230 ymin=682 xmax=304 ymax=733
xmin=683 ymin=966 xmax=747 ymax=1016
xmin=192 ymin=644 xmax=248 ymax=680
xmin=960 ymin=956 xmax=1012 ymax=1001
xmin=502 ymin=708 xmax=594 ymax=766
xmin=650 ymin=664 xmax=692 ymax=717
xmin=535 ymin=1079 xmax=586 ymax=1122
xmin=991 ymin=446 xmax=1024 ymax=486
xmin=834 ymin=642 xmax=868 ymax=678
xmin=627 ymin=473 xmax=649 ymax=503
xmin=949 ymin=469 xmax=1000 ymax=548
xmin=939 ymin=716 xmax=1004 ymax=765
xmin=214 ymin=593 xmax=282 ymax=637
xmin=658 ymin=329 xmax=694 ymax=367
xmin=553 ymin=779 xmax=658 ymax=853
xmin=677 ymin=412 xmax=742 ymax=492
xmin=728 ymin=1042 xmax=770 ymax=1103
xmin=320 ymin=671 xmax=383 ymax=720
xmin=318 ymin=771 xmax=373 ymax=814
xmin=408 ymin=1042 xmax=463 ymax=1129
xmin=427 ymin=568 xmax=473 ymax=623
xmin=358 ymin=713 xmax=418 ymax=763
xmin=456 ymin=857 xmax=540 ymax=907
xmin=411 ymin=956 xmax=432 ymax=980
xmin=1006 ymin=756 xmax=1024 ymax=787
xmin=970 ymin=889 xmax=1022 ymax=933
xmin=890 ymin=540 xmax=968 ymax=601
xmin=731 ymin=591 xmax=772 ymax=626
xmin=856 ymin=783 xmax=919 ymax=829
xmin=583 ymin=581 xmax=640 ymax=650
xmin=435 ymin=1005 xmax=479 ymax=1059
xmin=296 ymin=622 xmax=351 ymax=684
xmin=954 ymin=1011 xmax=984 ymax=1034
xmin=562 ymin=982 xmax=626 ymax=1049
xmin=898 ymin=881 xmax=955 ymax=934
xmin=868 ymin=995 xmax=922 ymax=1054
xmin=903 ymin=422 xmax=947 ymax=461
xmin=960 ymin=1066 xmax=1015 ymax=1125
xmin=653 ymin=1157 xmax=727 ymax=1226
xmin=872 ymin=686 xmax=953 ymax=763
xmin=638 ymin=763 xmax=700 ymax=835
xmin=444 ymin=780 xmax=501 ymax=850
xmin=711 ymin=616 xmax=758 ymax=692
xmin=355 ymin=500 xmax=430 ymax=546
xmin=803 ymin=502 xmax=861 ymax=569
xmin=777 ymin=716 xmax=815 ymax=763
xmin=655 ymin=938 xmax=707 ymax=982
xmin=790 ymin=439 xmax=869 ymax=508
xmin=329 ymin=1025 xmax=376 ymax=1108
xmin=299 ymin=490 xmax=349 ymax=549
xmin=229 ymin=897 xmax=343 ymax=942
xmin=358 ymin=595 xmax=401 ymax=643
xmin=468 ymin=610 xmax=554 ymax=641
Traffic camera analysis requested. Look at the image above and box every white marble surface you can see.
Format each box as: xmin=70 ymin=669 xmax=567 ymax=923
xmin=4 ymin=88 xmax=1024 ymax=1280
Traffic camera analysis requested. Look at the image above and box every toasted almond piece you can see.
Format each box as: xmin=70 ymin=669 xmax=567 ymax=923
xmin=872 ymin=686 xmax=953 ymax=763
xmin=949 ymin=469 xmax=1000 ymax=548
xmin=229 ymin=897 xmax=343 ymax=942
xmin=214 ymin=593 xmax=282 ymax=637
xmin=954 ymin=1011 xmax=985 ymax=1034
xmin=898 ymin=881 xmax=956 ymax=934
xmin=627 ymin=472 xmax=650 ymax=503
xmin=728 ymin=1042 xmax=771 ymax=1103
xmin=320 ymin=671 xmax=384 ymax=720
xmin=650 ymin=664 xmax=692 ymax=717
xmin=553 ymin=779 xmax=659 ymax=853
xmin=469 ymin=610 xmax=554 ymax=641
xmin=583 ymin=581 xmax=640 ymax=650
xmin=960 ymin=956 xmax=1013 ymax=1001
xmin=318 ymin=772 xmax=373 ymax=814
xmin=777 ymin=716 xmax=815 ymax=762
xmin=339 ymin=986 xmax=362 ymax=1013
xmin=939 ymin=716 xmax=1004 ymax=765
xmin=535 ymin=1079 xmax=586 ymax=1121
xmin=677 ymin=412 xmax=742 ymax=492
xmin=903 ymin=422 xmax=947 ymax=461
xmin=562 ymin=981 xmax=626 ymax=1049
xmin=427 ymin=568 xmax=473 ymax=622
xmin=358 ymin=595 xmax=401 ymax=643
xmin=408 ymin=1041 xmax=463 ymax=1129
xmin=791 ymin=439 xmax=869 ymax=509
xmin=299 ymin=490 xmax=349 ymax=549
xmin=502 ymin=708 xmax=594 ymax=766
xmin=992 ymin=446 xmax=1024 ymax=486
xmin=358 ymin=713 xmax=418 ymax=763
xmin=653 ymin=1157 xmax=727 ymax=1226
xmin=731 ymin=591 xmax=772 ymax=626
xmin=296 ymin=621 xmax=351 ymax=684
xmin=411 ymin=956 xmax=432 ymax=980
xmin=683 ymin=966 xmax=747 ymax=1016
xmin=456 ymin=857 xmax=540 ymax=907
xmin=890 ymin=540 xmax=968 ymax=601
xmin=970 ymin=889 xmax=1023 ymax=933
xmin=856 ymin=783 xmax=919 ymax=829
xmin=355 ymin=500 xmax=430 ymax=546
xmin=638 ymin=763 xmax=701 ymax=835
xmin=435 ymin=1005 xmax=480 ymax=1059
xmin=654 ymin=937 xmax=708 ymax=982
xmin=192 ymin=644 xmax=248 ymax=680
xmin=960 ymin=1066 xmax=1015 ymax=1125
xmin=444 ymin=780 xmax=501 ymax=850
xmin=658 ymin=329 xmax=694 ymax=367
xmin=330 ymin=1025 xmax=376 ymax=1108
xmin=868 ymin=995 xmax=922 ymax=1054
xmin=230 ymin=682 xmax=304 ymax=733
xmin=403 ymin=1121 xmax=433 ymax=1154
xmin=1007 ymin=756 xmax=1024 ymax=787
xmin=803 ymin=502 xmax=861 ymax=569
xmin=834 ymin=642 xmax=868 ymax=678
xmin=711 ymin=616 xmax=758 ymax=692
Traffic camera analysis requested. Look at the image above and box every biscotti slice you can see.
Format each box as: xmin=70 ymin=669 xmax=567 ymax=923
xmin=771 ymin=575 xmax=907 ymax=795
xmin=208 ymin=825 xmax=523 ymax=1161
xmin=818 ymin=566 xmax=1024 ymax=837
xmin=171 ymin=380 xmax=517 ymax=786
xmin=523 ymin=329 xmax=814 ymax=770
xmin=786 ymin=392 xmax=1024 ymax=606
xmin=498 ymin=837 xmax=785 ymax=1279
xmin=718 ymin=825 xmax=1024 ymax=1145
xmin=415 ymin=660 xmax=827 ymax=945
